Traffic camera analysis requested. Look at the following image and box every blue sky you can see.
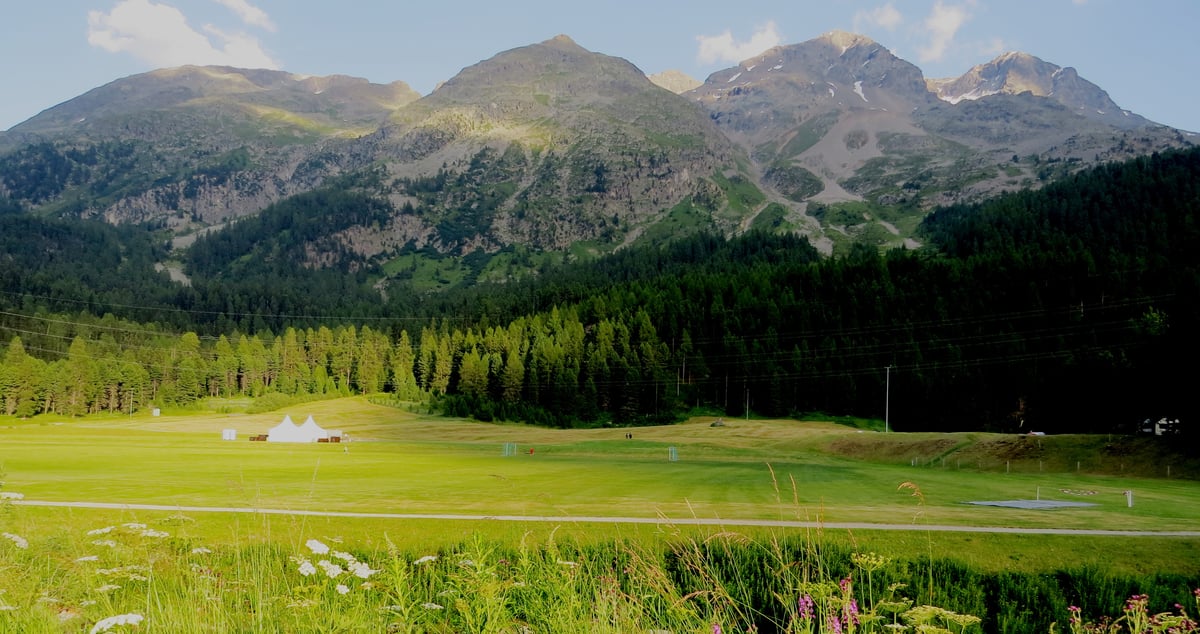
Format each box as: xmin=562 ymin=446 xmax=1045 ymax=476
xmin=2 ymin=0 xmax=1198 ymax=132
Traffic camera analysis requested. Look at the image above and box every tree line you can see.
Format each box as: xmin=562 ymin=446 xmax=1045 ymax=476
xmin=2 ymin=148 xmax=1200 ymax=433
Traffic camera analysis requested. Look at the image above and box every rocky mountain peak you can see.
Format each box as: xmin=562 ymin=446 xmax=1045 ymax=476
xmin=648 ymin=69 xmax=702 ymax=94
xmin=928 ymin=51 xmax=1144 ymax=128
xmin=818 ymin=30 xmax=880 ymax=53
xmin=544 ymin=34 xmax=584 ymax=50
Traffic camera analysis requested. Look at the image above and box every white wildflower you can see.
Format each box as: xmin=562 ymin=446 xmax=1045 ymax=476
xmin=297 ymin=560 xmax=317 ymax=577
xmin=317 ymin=559 xmax=343 ymax=578
xmin=95 ymin=584 xmax=121 ymax=593
xmin=556 ymin=560 xmax=578 ymax=568
xmin=87 ymin=526 xmax=115 ymax=535
xmin=191 ymin=547 xmax=212 ymax=555
xmin=81 ymin=600 xmax=97 ymax=607
xmin=2 ymin=533 xmax=28 ymax=549
xmin=140 ymin=529 xmax=169 ymax=538
xmin=92 ymin=540 xmax=118 ymax=548
xmin=332 ymin=550 xmax=356 ymax=563
xmin=335 ymin=584 xmax=349 ymax=595
xmin=89 ymin=612 xmax=144 ymax=634
xmin=76 ymin=555 xmax=100 ymax=562
xmin=413 ymin=555 xmax=438 ymax=565
xmin=0 ymin=492 xmax=24 ymax=500
xmin=348 ymin=561 xmax=378 ymax=579
xmin=422 ymin=602 xmax=444 ymax=610
xmin=458 ymin=559 xmax=475 ymax=568
xmin=305 ymin=539 xmax=329 ymax=555
xmin=0 ymin=605 xmax=15 ymax=611
xmin=127 ymin=574 xmax=148 ymax=582
xmin=121 ymin=523 xmax=146 ymax=530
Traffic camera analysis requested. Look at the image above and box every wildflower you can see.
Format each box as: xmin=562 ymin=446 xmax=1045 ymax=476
xmin=843 ymin=598 xmax=860 ymax=626
xmin=422 ymin=602 xmax=444 ymax=610
xmin=89 ymin=612 xmax=143 ymax=634
xmin=317 ymin=560 xmax=343 ymax=578
xmin=1069 ymin=605 xmax=1082 ymax=626
xmin=121 ymin=523 xmax=146 ymax=530
xmin=336 ymin=584 xmax=350 ymax=595
xmin=2 ymin=532 xmax=28 ymax=549
xmin=0 ymin=606 xmax=15 ymax=612
xmin=0 ymin=492 xmax=24 ymax=500
xmin=332 ymin=550 xmax=356 ymax=563
xmin=798 ymin=594 xmax=815 ymax=620
xmin=87 ymin=527 xmax=115 ymax=536
xmin=839 ymin=576 xmax=853 ymax=594
xmin=413 ymin=555 xmax=437 ymax=565
xmin=140 ymin=529 xmax=169 ymax=538
xmin=81 ymin=600 xmax=96 ymax=607
xmin=92 ymin=540 xmax=118 ymax=548
xmin=827 ymin=614 xmax=844 ymax=634
xmin=76 ymin=555 xmax=100 ymax=562
xmin=557 ymin=559 xmax=578 ymax=568
xmin=191 ymin=547 xmax=212 ymax=555
xmin=305 ymin=539 xmax=330 ymax=555
xmin=96 ymin=585 xmax=121 ymax=593
xmin=713 ymin=624 xmax=722 ymax=634
xmin=297 ymin=560 xmax=317 ymax=577
xmin=348 ymin=561 xmax=378 ymax=579
xmin=458 ymin=559 xmax=475 ymax=568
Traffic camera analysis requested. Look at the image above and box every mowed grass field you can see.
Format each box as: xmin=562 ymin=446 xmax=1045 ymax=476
xmin=2 ymin=397 xmax=1198 ymax=575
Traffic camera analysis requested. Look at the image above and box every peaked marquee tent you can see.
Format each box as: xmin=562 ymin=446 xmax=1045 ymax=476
xmin=297 ymin=415 xmax=330 ymax=442
xmin=266 ymin=415 xmax=329 ymax=443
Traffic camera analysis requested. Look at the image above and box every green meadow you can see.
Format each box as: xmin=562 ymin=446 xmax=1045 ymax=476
xmin=1 ymin=397 xmax=1198 ymax=632
xmin=3 ymin=397 xmax=1199 ymax=553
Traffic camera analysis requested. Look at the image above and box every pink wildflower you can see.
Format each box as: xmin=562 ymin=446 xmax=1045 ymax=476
xmin=843 ymin=598 xmax=860 ymax=626
xmin=827 ymin=614 xmax=843 ymax=634
xmin=798 ymin=594 xmax=815 ymax=620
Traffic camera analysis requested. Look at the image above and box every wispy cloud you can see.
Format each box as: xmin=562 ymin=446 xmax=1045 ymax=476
xmin=696 ymin=21 xmax=782 ymax=65
xmin=917 ymin=1 xmax=972 ymax=62
xmin=213 ymin=0 xmax=275 ymax=32
xmin=854 ymin=3 xmax=904 ymax=33
xmin=87 ymin=0 xmax=278 ymax=69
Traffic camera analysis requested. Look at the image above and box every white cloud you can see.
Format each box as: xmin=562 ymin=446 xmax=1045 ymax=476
xmin=696 ymin=21 xmax=782 ymax=65
xmin=213 ymin=0 xmax=275 ymax=32
xmin=917 ymin=1 xmax=972 ymax=62
xmin=87 ymin=0 xmax=279 ymax=69
xmin=854 ymin=3 xmax=904 ymax=32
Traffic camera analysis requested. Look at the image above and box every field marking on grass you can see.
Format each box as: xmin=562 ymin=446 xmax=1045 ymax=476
xmin=13 ymin=500 xmax=1200 ymax=537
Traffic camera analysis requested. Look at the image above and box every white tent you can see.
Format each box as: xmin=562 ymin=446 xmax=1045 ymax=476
xmin=298 ymin=415 xmax=329 ymax=442
xmin=266 ymin=415 xmax=330 ymax=443
xmin=267 ymin=415 xmax=304 ymax=442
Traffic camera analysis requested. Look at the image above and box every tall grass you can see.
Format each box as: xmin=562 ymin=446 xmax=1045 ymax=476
xmin=0 ymin=509 xmax=1195 ymax=633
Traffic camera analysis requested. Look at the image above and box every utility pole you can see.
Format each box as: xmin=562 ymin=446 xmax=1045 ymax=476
xmin=885 ymin=365 xmax=892 ymax=433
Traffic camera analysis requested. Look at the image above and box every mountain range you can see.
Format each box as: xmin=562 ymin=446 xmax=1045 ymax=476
xmin=0 ymin=31 xmax=1193 ymax=275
